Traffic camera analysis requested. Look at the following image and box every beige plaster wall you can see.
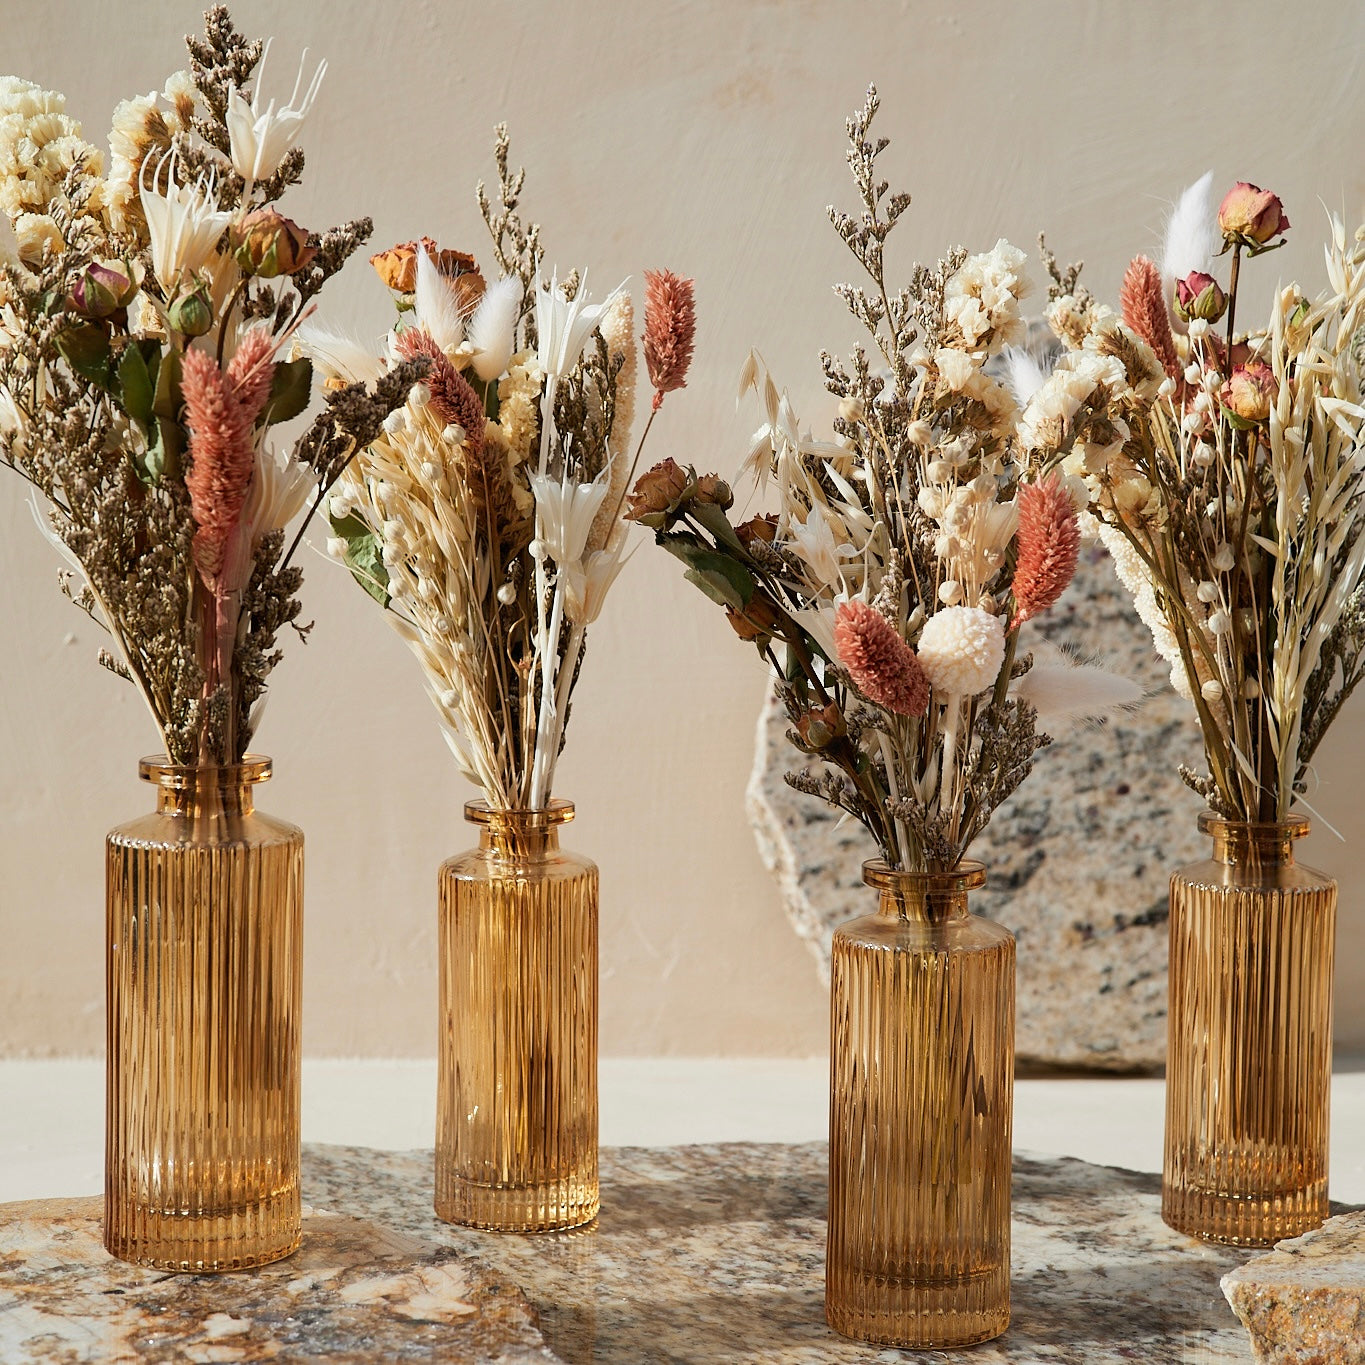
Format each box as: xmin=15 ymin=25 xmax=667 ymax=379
xmin=2 ymin=0 xmax=1364 ymax=1058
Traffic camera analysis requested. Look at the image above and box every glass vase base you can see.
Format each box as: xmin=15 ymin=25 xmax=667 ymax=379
xmin=434 ymin=1177 xmax=599 ymax=1233
xmin=1162 ymin=1174 xmax=1328 ymax=1247
xmin=824 ymin=1265 xmax=1009 ymax=1349
xmin=102 ymin=1195 xmax=301 ymax=1272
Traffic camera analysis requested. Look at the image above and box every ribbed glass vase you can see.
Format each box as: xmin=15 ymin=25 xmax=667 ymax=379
xmin=1163 ymin=812 xmax=1336 ymax=1246
xmin=104 ymin=757 xmax=303 ymax=1272
xmin=436 ymin=800 xmax=598 ymax=1232
xmin=826 ymin=860 xmax=1014 ymax=1349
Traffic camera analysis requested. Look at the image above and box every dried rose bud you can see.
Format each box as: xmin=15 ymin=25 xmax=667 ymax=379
xmin=694 ymin=473 xmax=733 ymax=510
xmin=370 ymin=236 xmax=485 ymax=310
xmin=1221 ymin=359 xmax=1277 ymax=424
xmin=1217 ymin=183 xmax=1290 ymax=247
xmin=1173 ymin=271 xmax=1227 ymax=324
xmin=726 ymin=592 xmax=780 ymax=642
xmin=167 ymin=283 xmax=214 ymax=337
xmin=794 ymin=702 xmax=846 ymax=750
xmin=69 ymin=261 xmax=135 ymax=319
xmin=736 ymin=514 xmax=779 ymax=549
xmin=234 ymin=208 xmax=316 ymax=278
xmin=625 ymin=457 xmax=695 ymax=529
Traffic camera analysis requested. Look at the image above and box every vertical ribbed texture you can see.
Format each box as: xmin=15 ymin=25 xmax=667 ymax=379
xmin=1163 ymin=814 xmax=1336 ymax=1247
xmin=826 ymin=860 xmax=1013 ymax=1350
xmin=104 ymin=758 xmax=303 ymax=1272
xmin=436 ymin=801 xmax=598 ymax=1232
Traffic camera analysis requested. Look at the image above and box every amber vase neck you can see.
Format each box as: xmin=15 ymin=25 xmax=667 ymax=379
xmin=140 ymin=755 xmax=271 ymax=817
xmin=467 ymin=799 xmax=574 ymax=857
xmin=1199 ymin=812 xmax=1307 ymax=869
xmin=863 ymin=859 xmax=986 ymax=925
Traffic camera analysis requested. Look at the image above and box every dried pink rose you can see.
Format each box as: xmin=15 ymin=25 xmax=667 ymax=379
xmin=1221 ymin=359 xmax=1277 ymax=424
xmin=1173 ymin=271 xmax=1227 ymax=324
xmin=1217 ymin=183 xmax=1290 ymax=246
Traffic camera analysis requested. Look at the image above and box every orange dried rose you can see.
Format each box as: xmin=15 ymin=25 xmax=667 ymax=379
xmin=370 ymin=236 xmax=485 ymax=311
xmin=625 ymin=458 xmax=692 ymax=527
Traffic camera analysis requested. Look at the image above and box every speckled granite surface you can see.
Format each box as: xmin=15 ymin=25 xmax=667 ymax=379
xmin=748 ymin=548 xmax=1207 ymax=1073
xmin=0 ymin=1197 xmax=555 ymax=1363
xmin=1222 ymin=1209 xmax=1365 ymax=1364
xmin=298 ymin=1140 xmax=1257 ymax=1363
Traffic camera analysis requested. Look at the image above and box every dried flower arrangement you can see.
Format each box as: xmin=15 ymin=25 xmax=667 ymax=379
xmin=0 ymin=7 xmax=418 ymax=766
xmin=1030 ymin=174 xmax=1365 ymax=822
xmin=628 ymin=88 xmax=1135 ymax=873
xmin=302 ymin=128 xmax=695 ymax=810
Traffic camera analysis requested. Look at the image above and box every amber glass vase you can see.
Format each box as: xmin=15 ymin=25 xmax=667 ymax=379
xmin=826 ymin=860 xmax=1014 ymax=1349
xmin=436 ymin=799 xmax=598 ymax=1232
xmin=1163 ymin=813 xmax=1336 ymax=1246
xmin=104 ymin=757 xmax=303 ymax=1272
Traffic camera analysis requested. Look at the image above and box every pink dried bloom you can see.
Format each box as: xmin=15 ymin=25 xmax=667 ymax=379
xmin=1221 ymin=359 xmax=1276 ymax=423
xmin=182 ymin=335 xmax=275 ymax=584
xmin=642 ymin=268 xmax=695 ymax=411
xmin=834 ymin=599 xmax=930 ymax=716
xmin=396 ymin=326 xmax=485 ymax=459
xmin=1119 ymin=256 xmax=1180 ymax=381
xmin=1218 ymin=182 xmax=1290 ymax=246
xmin=1010 ymin=476 xmax=1081 ymax=629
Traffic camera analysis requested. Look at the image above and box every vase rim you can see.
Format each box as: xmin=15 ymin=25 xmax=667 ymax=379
xmin=464 ymin=799 xmax=575 ymax=829
xmin=1197 ymin=810 xmax=1310 ymax=839
xmin=139 ymin=755 xmax=273 ymax=787
xmin=862 ymin=858 xmax=987 ymax=892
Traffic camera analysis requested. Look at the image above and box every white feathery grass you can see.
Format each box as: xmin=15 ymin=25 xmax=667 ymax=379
xmin=415 ymin=245 xmax=469 ymax=353
xmin=1001 ymin=345 xmax=1049 ymax=405
xmin=1011 ymin=640 xmax=1143 ymax=732
xmin=1160 ymin=171 xmax=1218 ymax=286
xmin=295 ymin=324 xmax=383 ymax=384
xmin=467 ymin=276 xmax=522 ymax=383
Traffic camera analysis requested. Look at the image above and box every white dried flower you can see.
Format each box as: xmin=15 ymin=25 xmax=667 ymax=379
xmin=496 ymin=581 xmax=516 ymax=606
xmin=382 ymin=408 xmax=406 ymax=436
xmin=1212 ymin=543 xmax=1236 ymax=573
xmin=916 ymin=605 xmax=1006 ymax=696
xmin=1201 ymin=679 xmax=1224 ymax=701
xmin=225 ymin=42 xmax=326 ymax=185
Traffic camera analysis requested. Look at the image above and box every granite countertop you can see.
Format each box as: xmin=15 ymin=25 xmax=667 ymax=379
xmin=1 ymin=1140 xmax=1270 ymax=1363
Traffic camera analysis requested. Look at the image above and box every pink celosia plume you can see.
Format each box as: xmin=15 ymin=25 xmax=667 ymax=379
xmin=642 ymin=269 xmax=696 ymax=411
xmin=1119 ymin=255 xmax=1180 ymax=382
xmin=1010 ymin=476 xmax=1081 ymax=629
xmin=182 ymin=330 xmax=276 ymax=585
xmin=834 ymin=599 xmax=930 ymax=716
xmin=395 ymin=327 xmax=485 ymax=459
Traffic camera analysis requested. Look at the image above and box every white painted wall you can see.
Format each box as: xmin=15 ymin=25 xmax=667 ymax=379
xmin=2 ymin=0 xmax=1364 ymax=1059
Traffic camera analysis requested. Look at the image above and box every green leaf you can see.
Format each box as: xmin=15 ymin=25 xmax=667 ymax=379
xmin=55 ymin=323 xmax=112 ymax=388
xmin=116 ymin=344 xmax=154 ymax=429
xmin=152 ymin=348 xmax=182 ymax=421
xmin=136 ymin=415 xmax=182 ymax=486
xmin=687 ymin=500 xmax=745 ymax=554
xmin=330 ymin=511 xmax=389 ymax=605
xmin=662 ymin=538 xmax=756 ymax=611
xmin=263 ymin=357 xmax=312 ymax=426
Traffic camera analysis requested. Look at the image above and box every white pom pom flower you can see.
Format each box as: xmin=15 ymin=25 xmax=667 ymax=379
xmin=917 ymin=606 xmax=1006 ymax=696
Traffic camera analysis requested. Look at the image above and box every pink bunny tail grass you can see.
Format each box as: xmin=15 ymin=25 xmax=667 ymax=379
xmin=834 ymin=599 xmax=930 ymax=717
xmin=182 ymin=346 xmax=264 ymax=585
xmin=643 ymin=269 xmax=696 ymax=411
xmin=396 ymin=326 xmax=485 ymax=459
xmin=1120 ymin=255 xmax=1181 ymax=382
xmin=1010 ymin=477 xmax=1081 ymax=629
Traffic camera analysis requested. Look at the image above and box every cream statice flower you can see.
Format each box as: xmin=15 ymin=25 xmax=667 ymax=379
xmin=105 ymin=72 xmax=197 ymax=235
xmin=916 ymin=605 xmax=1006 ymax=696
xmin=942 ymin=239 xmax=1031 ymax=354
xmin=225 ymin=42 xmax=326 ymax=186
xmin=0 ymin=78 xmax=106 ymax=224
xmin=139 ymin=151 xmax=232 ymax=292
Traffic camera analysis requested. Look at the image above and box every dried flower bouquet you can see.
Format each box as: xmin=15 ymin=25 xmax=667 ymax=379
xmin=0 ymin=6 xmax=418 ymax=766
xmin=304 ymin=129 xmax=694 ymax=811
xmin=629 ymin=88 xmax=1136 ymax=873
xmin=1034 ymin=175 xmax=1365 ymax=822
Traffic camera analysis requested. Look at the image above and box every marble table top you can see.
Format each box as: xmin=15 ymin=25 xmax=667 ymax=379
xmin=2 ymin=1141 xmax=1288 ymax=1363
xmin=303 ymin=1141 xmax=1260 ymax=1364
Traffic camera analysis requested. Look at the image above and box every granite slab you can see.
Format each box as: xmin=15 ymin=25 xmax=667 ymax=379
xmin=1221 ymin=1209 xmax=1365 ymax=1363
xmin=301 ymin=1140 xmax=1259 ymax=1363
xmin=748 ymin=547 xmax=1207 ymax=1073
xmin=0 ymin=1198 xmax=556 ymax=1363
